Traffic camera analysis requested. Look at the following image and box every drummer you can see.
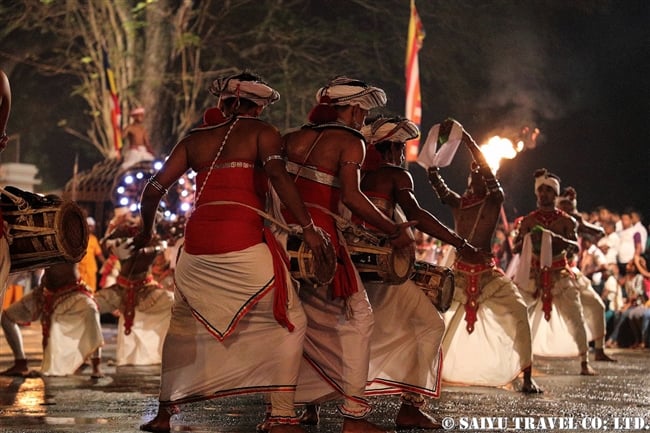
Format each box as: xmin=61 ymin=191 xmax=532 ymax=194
xmin=427 ymin=119 xmax=542 ymax=393
xmin=346 ymin=115 xmax=480 ymax=428
xmin=278 ymin=77 xmax=415 ymax=433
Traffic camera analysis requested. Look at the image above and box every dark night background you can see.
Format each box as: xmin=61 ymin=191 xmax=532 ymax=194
xmin=1 ymin=0 xmax=648 ymax=228
xmin=408 ymin=0 xmax=649 ymax=227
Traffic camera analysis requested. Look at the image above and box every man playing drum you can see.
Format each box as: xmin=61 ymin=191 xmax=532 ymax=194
xmin=427 ymin=119 xmax=542 ymax=393
xmin=356 ymin=116 xmax=482 ymax=428
xmin=278 ymin=76 xmax=414 ymax=433
xmin=133 ymin=71 xmax=329 ymax=433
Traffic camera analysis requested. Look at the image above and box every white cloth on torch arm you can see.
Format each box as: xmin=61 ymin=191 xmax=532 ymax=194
xmin=416 ymin=121 xmax=464 ymax=169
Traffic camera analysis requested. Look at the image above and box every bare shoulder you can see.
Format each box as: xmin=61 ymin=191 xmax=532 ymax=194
xmin=238 ymin=117 xmax=276 ymax=131
xmin=561 ymin=213 xmax=578 ymax=229
xmin=519 ymin=214 xmax=536 ymax=232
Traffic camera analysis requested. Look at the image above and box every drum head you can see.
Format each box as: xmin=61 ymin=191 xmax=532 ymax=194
xmin=314 ymin=241 xmax=337 ymax=285
xmin=55 ymin=201 xmax=89 ymax=262
xmin=389 ymin=245 xmax=415 ymax=284
xmin=437 ymin=271 xmax=455 ymax=312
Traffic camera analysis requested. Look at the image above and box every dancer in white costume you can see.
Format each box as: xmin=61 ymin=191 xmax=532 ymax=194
xmin=95 ymin=216 xmax=173 ymax=367
xmin=426 ymin=119 xmax=541 ymax=392
xmin=133 ymin=71 xmax=329 ymax=433
xmin=0 ymin=262 xmax=104 ymax=377
xmin=512 ymin=169 xmax=596 ymax=375
xmin=556 ymin=187 xmax=616 ymax=363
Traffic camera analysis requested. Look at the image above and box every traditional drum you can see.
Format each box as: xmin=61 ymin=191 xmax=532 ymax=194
xmin=346 ymin=235 xmax=414 ymax=285
xmin=411 ymin=261 xmax=454 ymax=313
xmin=1 ymin=187 xmax=88 ymax=274
xmin=286 ymin=233 xmax=336 ymax=286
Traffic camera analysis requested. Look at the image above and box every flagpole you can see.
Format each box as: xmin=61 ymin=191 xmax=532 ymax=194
xmin=72 ymin=152 xmax=78 ymax=202
xmin=405 ymin=0 xmax=425 ymax=162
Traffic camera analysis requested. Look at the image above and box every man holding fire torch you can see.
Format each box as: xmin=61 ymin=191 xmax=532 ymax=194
xmin=423 ymin=119 xmax=542 ymax=392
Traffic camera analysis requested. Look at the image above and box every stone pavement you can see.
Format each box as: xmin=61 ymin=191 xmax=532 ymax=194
xmin=1 ymin=323 xmax=649 ymax=433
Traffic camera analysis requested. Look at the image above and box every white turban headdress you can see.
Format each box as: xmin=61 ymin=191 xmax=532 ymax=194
xmin=534 ymin=170 xmax=560 ymax=196
xmin=361 ymin=117 xmax=420 ymax=144
xmin=209 ymin=73 xmax=280 ymax=107
xmin=316 ymin=76 xmax=387 ymax=111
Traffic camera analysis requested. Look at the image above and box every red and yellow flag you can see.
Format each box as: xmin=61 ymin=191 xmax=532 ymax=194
xmin=405 ymin=0 xmax=425 ymax=161
xmin=103 ymin=49 xmax=123 ymax=153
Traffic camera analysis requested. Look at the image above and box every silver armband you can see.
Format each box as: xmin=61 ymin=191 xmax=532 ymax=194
xmin=147 ymin=177 xmax=168 ymax=195
xmin=263 ymin=154 xmax=284 ymax=166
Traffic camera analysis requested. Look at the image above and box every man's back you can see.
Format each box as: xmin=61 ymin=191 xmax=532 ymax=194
xmin=124 ymin=123 xmax=149 ymax=149
xmin=284 ymin=126 xmax=363 ymax=175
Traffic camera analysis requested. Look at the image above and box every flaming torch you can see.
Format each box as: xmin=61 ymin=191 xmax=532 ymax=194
xmin=479 ymin=135 xmax=519 ymax=174
xmin=478 ymin=134 xmax=526 ymax=236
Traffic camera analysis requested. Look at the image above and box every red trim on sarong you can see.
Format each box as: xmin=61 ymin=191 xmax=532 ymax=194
xmin=263 ymin=226 xmax=294 ymax=332
xmin=178 ymin=276 xmax=274 ymax=343
xmin=116 ymin=274 xmax=156 ymax=335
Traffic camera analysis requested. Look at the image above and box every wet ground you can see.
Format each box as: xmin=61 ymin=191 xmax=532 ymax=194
xmin=1 ymin=323 xmax=649 ymax=433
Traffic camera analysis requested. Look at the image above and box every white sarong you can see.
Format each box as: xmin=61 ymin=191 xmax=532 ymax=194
xmin=519 ymin=275 xmax=587 ymax=358
xmin=442 ymin=269 xmax=531 ymax=387
xmin=293 ymin=275 xmax=375 ymax=418
xmin=95 ymin=281 xmax=173 ymax=366
xmin=4 ymin=290 xmax=104 ymax=376
xmin=159 ymin=243 xmax=306 ymax=404
xmin=365 ymin=279 xmax=443 ymax=398
xmin=573 ymin=268 xmax=606 ymax=347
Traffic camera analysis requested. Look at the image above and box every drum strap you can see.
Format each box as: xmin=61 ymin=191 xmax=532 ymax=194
xmin=196 ymin=200 xmax=298 ymax=235
xmin=285 ymin=161 xmax=340 ymax=188
xmin=0 ymin=187 xmax=29 ymax=211
xmin=304 ymin=203 xmax=381 ymax=245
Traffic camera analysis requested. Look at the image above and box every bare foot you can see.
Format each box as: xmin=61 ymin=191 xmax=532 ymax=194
xmin=91 ymin=370 xmax=105 ymax=379
xmin=299 ymin=404 xmax=320 ymax=425
xmin=0 ymin=360 xmax=29 ymax=377
xmin=140 ymin=406 xmax=175 ymax=432
xmin=594 ymin=348 xmax=617 ymax=362
xmin=580 ymin=361 xmax=597 ymax=376
xmin=521 ymin=378 xmax=544 ymax=394
xmin=395 ymin=403 xmax=442 ymax=430
xmin=521 ymin=367 xmax=544 ymax=393
xmin=342 ymin=418 xmax=391 ymax=433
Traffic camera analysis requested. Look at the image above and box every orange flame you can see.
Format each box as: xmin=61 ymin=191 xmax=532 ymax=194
xmin=480 ymin=136 xmax=520 ymax=174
